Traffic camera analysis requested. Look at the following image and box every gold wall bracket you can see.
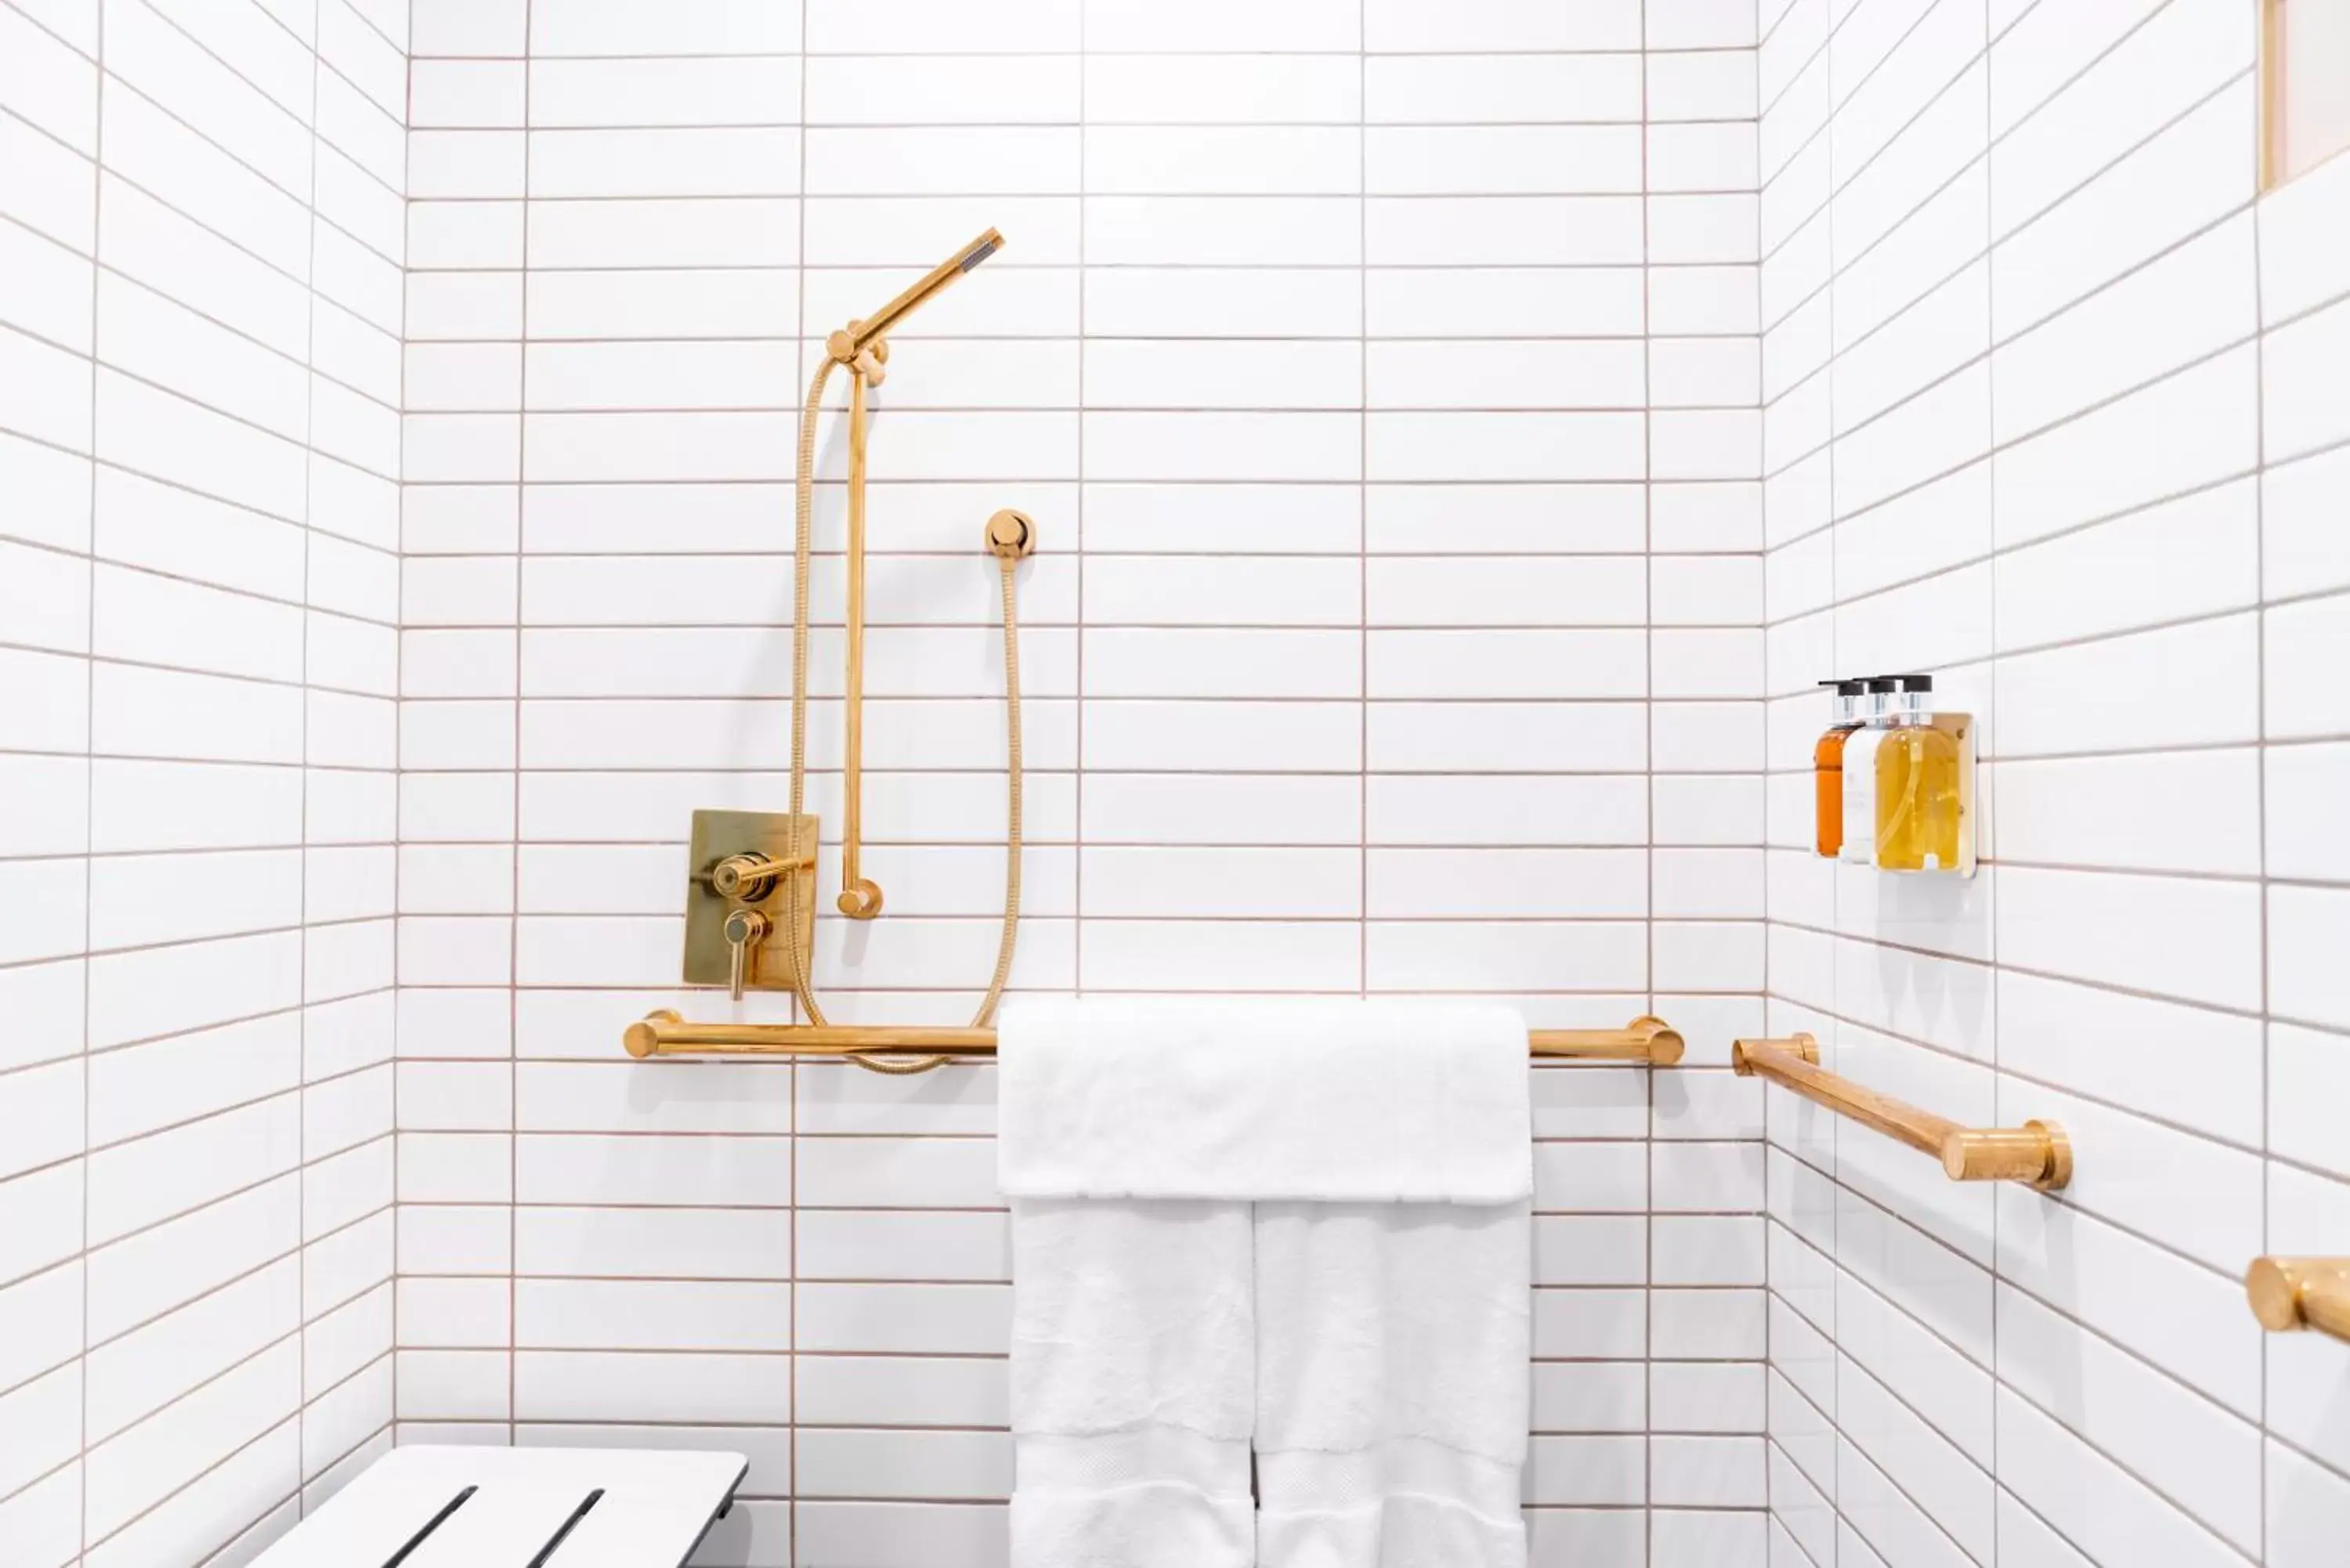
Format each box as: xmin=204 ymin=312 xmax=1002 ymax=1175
xmin=1734 ymin=1033 xmax=2072 ymax=1190
xmin=685 ymin=809 xmax=819 ymax=999
xmin=985 ymin=508 xmax=1035 ymax=559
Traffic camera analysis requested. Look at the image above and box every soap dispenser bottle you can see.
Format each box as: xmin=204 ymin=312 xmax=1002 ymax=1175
xmin=1875 ymin=674 xmax=1963 ymax=872
xmin=1838 ymin=677 xmax=1896 ymax=865
xmin=1814 ymin=678 xmax=1866 ymax=858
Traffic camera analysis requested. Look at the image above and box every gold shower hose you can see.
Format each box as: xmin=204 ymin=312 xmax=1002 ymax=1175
xmin=776 ymin=356 xmax=1024 ymax=1075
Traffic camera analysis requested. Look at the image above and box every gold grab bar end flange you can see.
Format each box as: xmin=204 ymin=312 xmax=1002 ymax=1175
xmin=1732 ymin=1032 xmax=1816 ymax=1075
xmin=2248 ymin=1255 xmax=2308 ymax=1331
xmin=1629 ymin=1015 xmax=1685 ymax=1066
xmin=1941 ymin=1118 xmax=2072 ymax=1190
xmin=625 ymin=1010 xmax=683 ymax=1059
xmin=2244 ymin=1255 xmax=2350 ymax=1335
xmin=2028 ymin=1118 xmax=2072 ymax=1191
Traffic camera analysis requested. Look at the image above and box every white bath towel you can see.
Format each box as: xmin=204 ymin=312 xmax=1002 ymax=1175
xmin=1253 ymin=1201 xmax=1531 ymax=1568
xmin=1007 ymin=1198 xmax=1256 ymax=1568
xmin=1000 ymin=998 xmax=1533 ymax=1568
xmin=998 ymin=996 xmax=1531 ymax=1204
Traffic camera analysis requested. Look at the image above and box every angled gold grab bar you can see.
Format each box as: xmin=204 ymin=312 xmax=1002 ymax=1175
xmin=622 ymin=1010 xmax=1687 ymax=1068
xmin=2247 ymin=1256 xmax=2350 ymax=1341
xmin=1732 ymin=1034 xmax=2072 ymax=1190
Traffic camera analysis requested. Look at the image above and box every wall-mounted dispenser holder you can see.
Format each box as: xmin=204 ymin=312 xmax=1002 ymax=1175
xmin=1815 ymin=674 xmax=1976 ymax=878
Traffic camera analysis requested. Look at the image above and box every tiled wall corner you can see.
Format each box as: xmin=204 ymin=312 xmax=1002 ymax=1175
xmin=0 ymin=0 xmax=405 ymax=1563
xmin=1761 ymin=0 xmax=2350 ymax=1565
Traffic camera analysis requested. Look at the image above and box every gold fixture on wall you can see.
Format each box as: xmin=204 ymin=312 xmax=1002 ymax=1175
xmin=634 ymin=226 xmax=1699 ymax=1078
xmin=664 ymin=229 xmax=1023 ymax=1073
xmin=682 ymin=810 xmax=818 ymax=999
xmin=829 ymin=227 xmax=1006 ymax=923
xmin=624 ymin=1010 xmax=1690 ymax=1067
xmin=1733 ymin=1034 xmax=2073 ymax=1190
xmin=2247 ymin=1255 xmax=2350 ymax=1340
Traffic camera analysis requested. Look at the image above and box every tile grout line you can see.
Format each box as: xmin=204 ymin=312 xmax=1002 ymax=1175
xmin=2248 ymin=51 xmax=2272 ymax=1556
xmin=1358 ymin=0 xmax=1368 ymax=1006
xmin=294 ymin=0 xmax=322 ymax=1512
xmin=389 ymin=0 xmax=412 ymax=1451
xmin=789 ymin=12 xmax=811 ymax=1556
xmin=77 ymin=0 xmax=107 ymax=1555
xmin=1636 ymin=4 xmax=1655 ymax=1552
xmin=508 ymin=0 xmax=533 ymax=1459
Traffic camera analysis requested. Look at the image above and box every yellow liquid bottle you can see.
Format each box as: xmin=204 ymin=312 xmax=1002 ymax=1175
xmin=1875 ymin=675 xmax=1963 ymax=872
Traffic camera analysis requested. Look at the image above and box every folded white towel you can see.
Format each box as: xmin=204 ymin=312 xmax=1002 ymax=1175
xmin=1253 ymin=1201 xmax=1531 ymax=1568
xmin=1001 ymin=999 xmax=1533 ymax=1568
xmin=996 ymin=996 xmax=1531 ymax=1205
xmin=1009 ymin=1197 xmax=1256 ymax=1568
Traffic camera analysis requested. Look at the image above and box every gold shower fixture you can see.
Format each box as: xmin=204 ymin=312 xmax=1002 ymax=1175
xmin=828 ymin=226 xmax=1003 ymax=379
xmin=676 ymin=229 xmax=1025 ymax=1071
xmin=832 ymin=226 xmax=1005 ymax=921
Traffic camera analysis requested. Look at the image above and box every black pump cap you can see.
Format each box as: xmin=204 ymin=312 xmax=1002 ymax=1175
xmin=1865 ymin=677 xmax=1899 ymax=694
xmin=1896 ymin=673 xmax=1933 ymax=692
xmin=1837 ymin=678 xmax=1867 ymax=695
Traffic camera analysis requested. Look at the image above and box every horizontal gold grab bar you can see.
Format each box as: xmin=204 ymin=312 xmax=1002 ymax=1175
xmin=624 ymin=1010 xmax=1685 ymax=1065
xmin=2247 ymin=1256 xmax=2350 ymax=1340
xmin=1731 ymin=1034 xmax=2072 ymax=1190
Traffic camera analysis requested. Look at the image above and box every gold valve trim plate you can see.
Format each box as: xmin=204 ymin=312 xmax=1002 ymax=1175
xmin=683 ymin=810 xmax=819 ymax=996
xmin=624 ymin=1011 xmax=1687 ymax=1067
xmin=1732 ymin=1033 xmax=2073 ymax=1190
xmin=2247 ymin=1256 xmax=2350 ymax=1340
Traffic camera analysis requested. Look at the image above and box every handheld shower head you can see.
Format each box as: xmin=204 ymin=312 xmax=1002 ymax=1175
xmin=831 ymin=228 xmax=1005 ymax=364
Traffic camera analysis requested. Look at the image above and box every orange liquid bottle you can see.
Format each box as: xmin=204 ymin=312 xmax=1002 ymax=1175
xmin=1814 ymin=679 xmax=1864 ymax=857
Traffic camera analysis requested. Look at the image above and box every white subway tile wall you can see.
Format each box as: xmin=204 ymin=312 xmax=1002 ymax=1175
xmin=395 ymin=1 xmax=1762 ymax=1564
xmin=1762 ymin=0 xmax=2350 ymax=1566
xmin=0 ymin=0 xmax=403 ymax=1563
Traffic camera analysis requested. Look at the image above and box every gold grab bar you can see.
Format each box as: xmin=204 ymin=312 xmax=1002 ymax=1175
xmin=624 ymin=1010 xmax=1687 ymax=1066
xmin=1731 ymin=1034 xmax=2072 ymax=1190
xmin=2247 ymin=1256 xmax=2350 ymax=1340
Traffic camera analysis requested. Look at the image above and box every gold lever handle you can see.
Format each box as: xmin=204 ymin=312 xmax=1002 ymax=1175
xmin=722 ymin=908 xmax=768 ymax=1001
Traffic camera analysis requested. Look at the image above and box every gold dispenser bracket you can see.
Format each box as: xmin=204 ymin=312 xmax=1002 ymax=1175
xmin=1732 ymin=1034 xmax=2073 ymax=1190
xmin=624 ymin=1011 xmax=1687 ymax=1068
xmin=2247 ymin=1256 xmax=2350 ymax=1341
